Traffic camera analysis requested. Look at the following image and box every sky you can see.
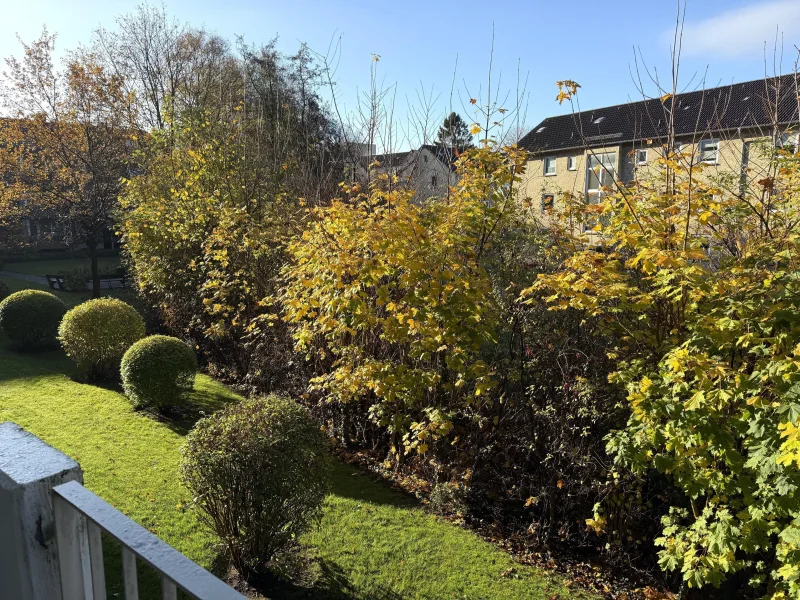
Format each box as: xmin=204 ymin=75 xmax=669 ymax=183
xmin=1 ymin=0 xmax=800 ymax=150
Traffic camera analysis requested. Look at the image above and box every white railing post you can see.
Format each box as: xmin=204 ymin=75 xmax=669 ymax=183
xmin=87 ymin=521 xmax=107 ymax=600
xmin=0 ymin=421 xmax=84 ymax=600
xmin=53 ymin=494 xmax=93 ymax=600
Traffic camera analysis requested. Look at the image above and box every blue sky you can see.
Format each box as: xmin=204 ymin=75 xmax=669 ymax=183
xmin=2 ymin=0 xmax=800 ymax=149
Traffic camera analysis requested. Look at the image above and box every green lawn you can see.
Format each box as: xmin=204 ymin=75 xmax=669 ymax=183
xmin=4 ymin=255 xmax=121 ymax=276
xmin=0 ymin=280 xmax=589 ymax=600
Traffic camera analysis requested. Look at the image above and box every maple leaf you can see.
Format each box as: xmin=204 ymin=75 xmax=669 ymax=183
xmin=469 ymin=98 xmax=477 ymax=105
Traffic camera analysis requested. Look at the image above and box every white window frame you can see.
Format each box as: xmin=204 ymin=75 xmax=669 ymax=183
xmin=777 ymin=131 xmax=799 ymax=151
xmin=699 ymin=139 xmax=719 ymax=164
xmin=583 ymin=152 xmax=617 ymax=232
xmin=636 ymin=149 xmax=648 ymax=165
xmin=543 ymin=156 xmax=557 ymax=176
xmin=585 ymin=152 xmax=617 ymax=201
xmin=567 ymin=156 xmax=577 ymax=171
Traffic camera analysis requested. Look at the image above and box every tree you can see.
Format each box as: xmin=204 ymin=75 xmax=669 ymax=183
xmin=0 ymin=31 xmax=134 ymax=296
xmin=528 ymin=79 xmax=800 ymax=594
xmin=282 ymin=145 xmax=527 ymax=455
xmin=119 ymin=38 xmax=341 ymax=393
xmin=436 ymin=112 xmax=474 ymax=151
xmin=93 ymin=4 xmax=239 ymax=132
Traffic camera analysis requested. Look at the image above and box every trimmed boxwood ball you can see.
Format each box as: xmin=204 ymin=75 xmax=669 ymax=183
xmin=121 ymin=335 xmax=197 ymax=410
xmin=0 ymin=289 xmax=67 ymax=348
xmin=58 ymin=298 xmax=145 ymax=379
xmin=180 ymin=395 xmax=331 ymax=580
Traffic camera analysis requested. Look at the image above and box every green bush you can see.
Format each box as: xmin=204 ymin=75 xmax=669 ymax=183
xmin=58 ymin=298 xmax=145 ymax=379
xmin=59 ymin=267 xmax=89 ymax=292
xmin=0 ymin=289 xmax=67 ymax=348
xmin=121 ymin=335 xmax=197 ymax=410
xmin=181 ymin=395 xmax=330 ymax=579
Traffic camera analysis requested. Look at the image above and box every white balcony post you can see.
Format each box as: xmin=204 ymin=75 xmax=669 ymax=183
xmin=0 ymin=421 xmax=84 ymax=600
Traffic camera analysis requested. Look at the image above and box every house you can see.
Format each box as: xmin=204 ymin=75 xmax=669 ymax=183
xmin=517 ymin=74 xmax=800 ymax=216
xmin=349 ymin=144 xmax=459 ymax=199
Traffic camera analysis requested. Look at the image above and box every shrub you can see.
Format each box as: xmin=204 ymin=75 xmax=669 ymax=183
xmin=59 ymin=267 xmax=89 ymax=292
xmin=181 ymin=395 xmax=330 ymax=578
xmin=282 ymin=146 xmax=527 ymax=454
xmin=58 ymin=298 xmax=145 ymax=379
xmin=429 ymin=482 xmax=468 ymax=516
xmin=0 ymin=289 xmax=67 ymax=348
xmin=121 ymin=335 xmax=197 ymax=410
xmin=0 ymin=280 xmax=10 ymax=302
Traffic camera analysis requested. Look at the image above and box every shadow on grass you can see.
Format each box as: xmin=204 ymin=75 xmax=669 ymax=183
xmin=156 ymin=380 xmax=242 ymax=436
xmin=0 ymin=343 xmax=75 ymax=382
xmin=327 ymin=461 xmax=417 ymax=509
xmin=253 ymin=560 xmax=405 ymax=600
xmin=209 ymin=552 xmax=404 ymax=600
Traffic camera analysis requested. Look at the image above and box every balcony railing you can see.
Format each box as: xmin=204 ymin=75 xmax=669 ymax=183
xmin=52 ymin=480 xmax=245 ymax=600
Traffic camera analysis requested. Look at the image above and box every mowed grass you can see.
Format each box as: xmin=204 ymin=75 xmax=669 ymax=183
xmin=4 ymin=255 xmax=121 ymax=276
xmin=0 ymin=281 xmax=590 ymax=600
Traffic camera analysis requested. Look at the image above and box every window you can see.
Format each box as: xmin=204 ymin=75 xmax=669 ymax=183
xmin=593 ymin=116 xmax=605 ymax=124
xmin=636 ymin=149 xmax=648 ymax=165
xmin=541 ymin=194 xmax=554 ymax=212
xmin=699 ymin=139 xmax=719 ymax=164
xmin=431 ymin=175 xmax=438 ymax=187
xmin=544 ymin=156 xmax=557 ymax=175
xmin=567 ymin=156 xmax=577 ymax=171
xmin=424 ymin=154 xmax=429 ymax=163
xmin=777 ymin=131 xmax=798 ymax=151
xmin=584 ymin=152 xmax=616 ymax=232
xmin=536 ymin=126 xmax=546 ymax=133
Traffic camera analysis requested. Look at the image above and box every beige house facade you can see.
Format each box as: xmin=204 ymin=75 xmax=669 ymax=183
xmin=348 ymin=144 xmax=458 ymax=200
xmin=517 ymin=75 xmax=800 ymax=216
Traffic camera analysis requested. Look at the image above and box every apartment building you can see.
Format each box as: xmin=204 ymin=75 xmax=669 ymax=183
xmin=517 ymin=74 xmax=800 ymax=215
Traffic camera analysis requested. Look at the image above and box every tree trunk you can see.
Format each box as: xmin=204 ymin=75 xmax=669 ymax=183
xmin=88 ymin=243 xmax=100 ymax=298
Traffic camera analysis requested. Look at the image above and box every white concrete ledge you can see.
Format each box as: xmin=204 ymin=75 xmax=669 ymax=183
xmin=0 ymin=421 xmax=84 ymax=600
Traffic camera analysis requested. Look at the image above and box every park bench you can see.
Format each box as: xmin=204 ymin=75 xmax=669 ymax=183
xmin=45 ymin=274 xmax=68 ymax=291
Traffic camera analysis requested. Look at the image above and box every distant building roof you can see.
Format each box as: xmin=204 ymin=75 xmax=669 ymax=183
xmin=519 ymin=74 xmax=800 ymax=155
xmin=367 ymin=144 xmax=460 ymax=171
xmin=372 ymin=150 xmax=412 ymax=168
